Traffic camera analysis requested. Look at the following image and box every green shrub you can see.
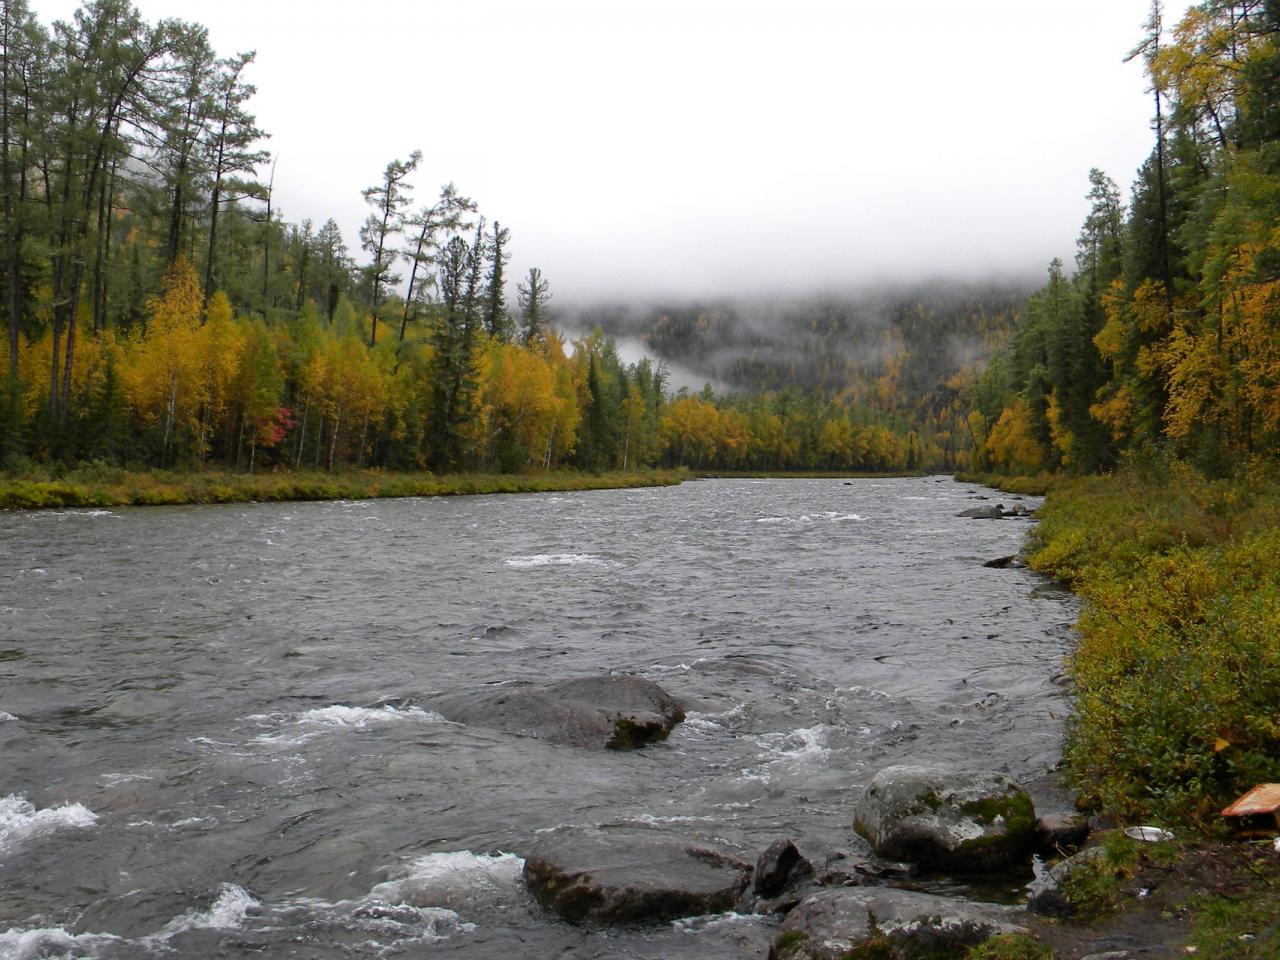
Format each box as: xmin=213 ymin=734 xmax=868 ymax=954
xmin=965 ymin=934 xmax=1056 ymax=960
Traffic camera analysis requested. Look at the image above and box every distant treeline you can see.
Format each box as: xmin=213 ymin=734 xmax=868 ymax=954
xmin=0 ymin=0 xmax=984 ymax=476
xmin=971 ymin=1 xmax=1280 ymax=477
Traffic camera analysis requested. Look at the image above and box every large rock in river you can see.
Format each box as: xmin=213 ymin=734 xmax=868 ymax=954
xmin=853 ymin=765 xmax=1036 ymax=872
xmin=773 ymin=887 xmax=1028 ymax=959
xmin=435 ymin=675 xmax=684 ymax=749
xmin=957 ymin=505 xmax=1006 ymax=519
xmin=523 ymin=825 xmax=752 ymax=925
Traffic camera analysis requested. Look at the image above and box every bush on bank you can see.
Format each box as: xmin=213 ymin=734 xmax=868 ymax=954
xmin=1027 ymin=457 xmax=1280 ymax=823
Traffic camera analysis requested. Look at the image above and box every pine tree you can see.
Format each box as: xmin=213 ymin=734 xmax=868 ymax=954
xmin=482 ymin=221 xmax=511 ymax=340
xmin=359 ymin=150 xmax=419 ymax=347
xmin=518 ymin=266 xmax=551 ymax=346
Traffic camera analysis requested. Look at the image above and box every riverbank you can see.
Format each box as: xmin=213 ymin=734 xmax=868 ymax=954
xmin=0 ymin=465 xmax=690 ymax=509
xmin=976 ymin=459 xmax=1280 ymax=957
xmin=953 ymin=471 xmax=1060 ymax=496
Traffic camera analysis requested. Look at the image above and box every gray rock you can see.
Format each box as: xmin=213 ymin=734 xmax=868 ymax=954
xmin=957 ymin=505 xmax=1006 ymax=519
xmin=754 ymin=838 xmax=809 ymax=897
xmin=436 ymin=675 xmax=684 ymax=749
xmin=522 ymin=825 xmax=751 ymax=925
xmin=1026 ymin=846 xmax=1106 ymax=916
xmin=773 ymin=887 xmax=1027 ymax=959
xmin=983 ymin=555 xmax=1027 ymax=569
xmin=853 ymin=765 xmax=1036 ymax=872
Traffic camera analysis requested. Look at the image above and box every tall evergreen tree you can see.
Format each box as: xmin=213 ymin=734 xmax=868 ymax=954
xmin=203 ymin=51 xmax=268 ymax=303
xmin=359 ymin=149 xmax=419 ymax=347
xmin=517 ymin=266 xmax=551 ymax=346
xmin=482 ymin=220 xmax=511 ymax=340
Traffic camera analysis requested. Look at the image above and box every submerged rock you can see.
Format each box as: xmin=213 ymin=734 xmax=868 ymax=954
xmin=853 ymin=765 xmax=1036 ymax=872
xmin=522 ymin=825 xmax=751 ymax=925
xmin=435 ymin=675 xmax=684 ymax=750
xmin=772 ymin=887 xmax=1027 ymax=959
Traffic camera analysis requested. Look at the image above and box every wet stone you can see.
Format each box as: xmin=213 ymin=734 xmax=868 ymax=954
xmin=754 ymin=838 xmax=808 ymax=897
xmin=434 ymin=675 xmax=684 ymax=750
xmin=522 ymin=825 xmax=752 ymax=925
xmin=958 ymin=505 xmax=1006 ymax=519
xmin=853 ymin=765 xmax=1037 ymax=872
xmin=773 ymin=887 xmax=1027 ymax=960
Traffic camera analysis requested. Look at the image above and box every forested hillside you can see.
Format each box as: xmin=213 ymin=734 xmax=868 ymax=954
xmin=971 ymin=0 xmax=1280 ymax=477
xmin=0 ymin=0 xmax=1028 ymax=479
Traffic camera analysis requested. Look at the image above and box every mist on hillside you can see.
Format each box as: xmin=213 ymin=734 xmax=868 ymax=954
xmin=555 ymin=279 xmax=1036 ymax=399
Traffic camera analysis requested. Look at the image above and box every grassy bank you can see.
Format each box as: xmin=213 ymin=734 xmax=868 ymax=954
xmin=962 ymin=460 xmax=1280 ymax=956
xmin=0 ymin=464 xmax=689 ymax=510
xmin=1026 ymin=458 xmax=1280 ymax=824
xmin=952 ymin=470 xmax=1062 ymax=496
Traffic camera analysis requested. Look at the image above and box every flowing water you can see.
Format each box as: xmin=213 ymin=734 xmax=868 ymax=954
xmin=0 ymin=477 xmax=1076 ymax=959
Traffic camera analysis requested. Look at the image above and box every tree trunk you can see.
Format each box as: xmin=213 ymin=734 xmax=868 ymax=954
xmin=328 ymin=401 xmax=342 ymax=471
xmin=294 ymin=399 xmax=308 ymax=467
xmin=93 ymin=156 xmax=118 ymax=333
xmin=313 ymin=415 xmax=324 ymax=469
xmin=2 ymin=6 xmax=18 ymax=381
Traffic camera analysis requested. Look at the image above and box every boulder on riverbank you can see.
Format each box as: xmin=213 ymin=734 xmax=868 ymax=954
xmin=754 ymin=838 xmax=810 ymax=898
xmin=772 ymin=887 xmax=1028 ymax=959
xmin=853 ymin=765 xmax=1037 ymax=872
xmin=434 ymin=675 xmax=684 ymax=749
xmin=522 ymin=825 xmax=751 ymax=925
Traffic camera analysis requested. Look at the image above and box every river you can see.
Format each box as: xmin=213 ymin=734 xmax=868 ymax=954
xmin=0 ymin=476 xmax=1075 ymax=959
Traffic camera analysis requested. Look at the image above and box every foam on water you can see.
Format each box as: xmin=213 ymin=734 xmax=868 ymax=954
xmin=503 ymin=553 xmax=613 ymax=568
xmin=369 ymin=850 xmax=525 ymax=907
xmin=243 ymin=704 xmax=447 ymax=745
xmin=156 ymin=883 xmax=257 ymax=938
xmin=0 ymin=711 xmax=17 ymax=722
xmin=672 ymin=911 xmax=768 ymax=933
xmin=0 ymin=927 xmax=122 ymax=960
xmin=0 ymin=886 xmax=258 ymax=958
xmin=297 ymin=704 xmax=445 ymax=727
xmin=743 ymin=724 xmax=834 ymax=782
xmin=755 ymin=511 xmax=865 ymax=524
xmin=0 ymin=794 xmax=97 ymax=851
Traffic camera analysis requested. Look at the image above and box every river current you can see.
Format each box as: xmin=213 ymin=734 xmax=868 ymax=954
xmin=0 ymin=477 xmax=1076 ymax=959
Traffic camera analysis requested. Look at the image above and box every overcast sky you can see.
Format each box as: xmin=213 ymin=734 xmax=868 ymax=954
xmin=32 ymin=0 xmax=1188 ymax=300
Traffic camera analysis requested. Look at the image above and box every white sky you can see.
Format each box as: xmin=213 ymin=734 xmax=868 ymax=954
xmin=32 ymin=0 xmax=1189 ymax=300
